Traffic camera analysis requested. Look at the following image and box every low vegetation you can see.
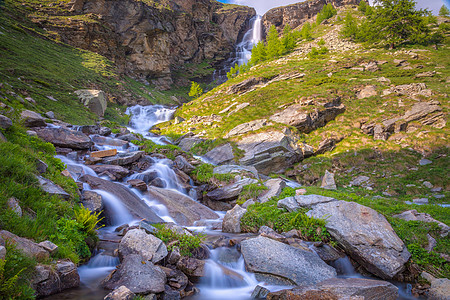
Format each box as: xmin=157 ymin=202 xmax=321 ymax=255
xmin=153 ymin=224 xmax=205 ymax=257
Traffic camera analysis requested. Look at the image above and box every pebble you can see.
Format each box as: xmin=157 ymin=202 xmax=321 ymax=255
xmin=419 ymin=159 xmax=432 ymax=166
xmin=413 ymin=198 xmax=429 ymax=205
xmin=423 ymin=181 xmax=433 ymax=189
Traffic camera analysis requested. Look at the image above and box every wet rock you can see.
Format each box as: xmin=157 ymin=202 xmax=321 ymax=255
xmin=127 ymin=179 xmax=147 ymax=192
xmin=38 ymin=241 xmax=58 ymax=254
xmin=32 ymin=260 xmax=80 ymax=297
xmin=258 ymin=178 xmax=285 ymax=203
xmin=102 ymin=254 xmax=166 ymax=294
xmin=173 ymin=156 xmax=195 ymax=173
xmin=20 ymin=110 xmax=46 ymax=127
xmin=104 ymin=286 xmax=135 ymax=300
xmin=321 ymin=170 xmax=336 ymax=190
xmin=316 ymin=278 xmax=398 ymax=300
xmin=147 ymin=187 xmax=219 ymax=226
xmin=357 ymin=85 xmax=377 ymax=99
xmin=203 ymin=143 xmax=235 ymax=165
xmin=225 ymin=119 xmax=270 ymax=138
xmin=82 ymin=190 xmax=104 ymax=213
xmin=149 ymin=177 xmax=167 ymax=188
xmin=310 ymin=244 xmax=342 ymax=263
xmin=92 ymin=135 xmax=129 ymax=148
xmin=36 ymin=175 xmax=70 ymax=200
xmin=75 ymin=89 xmax=107 ymax=117
xmin=91 ymin=149 xmax=118 ymax=158
xmin=241 ymin=236 xmax=336 ymax=285
xmin=393 ymin=210 xmax=449 ymax=237
xmin=307 ymin=201 xmax=410 ymax=279
xmin=206 ymin=177 xmax=257 ymax=202
xmin=160 ymin=266 xmax=189 ymax=291
xmin=222 ymin=205 xmax=246 ymax=233
xmin=7 ymin=197 xmax=22 ymax=217
xmin=176 ymin=256 xmax=206 ymax=278
xmin=89 ymin=165 xmax=130 ymax=180
xmin=0 ymin=114 xmax=12 ymax=129
xmin=117 ymin=133 xmax=141 ymax=142
xmin=252 ymin=285 xmax=270 ymax=299
xmin=35 ymin=127 xmax=92 ymax=150
xmin=103 ymin=151 xmax=145 ymax=166
xmin=80 ymin=175 xmax=163 ymax=223
xmin=237 ymin=129 xmax=303 ymax=175
xmin=119 ymin=229 xmax=167 ymax=263
xmin=270 ymin=100 xmax=345 ymax=133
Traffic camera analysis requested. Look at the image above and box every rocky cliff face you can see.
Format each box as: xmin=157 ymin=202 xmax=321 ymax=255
xmin=262 ymin=0 xmax=359 ymax=34
xmin=34 ymin=0 xmax=255 ymax=90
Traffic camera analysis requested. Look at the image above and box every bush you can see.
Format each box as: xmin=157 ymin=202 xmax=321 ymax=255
xmin=191 ymin=164 xmax=234 ymax=184
xmin=317 ymin=4 xmax=337 ymax=25
xmin=237 ymin=183 xmax=268 ymax=205
xmin=308 ymin=46 xmax=329 ymax=58
xmin=152 ymin=224 xmax=205 ymax=257
xmin=300 ymin=23 xmax=312 ymax=41
xmin=132 ymin=140 xmax=181 ymax=160
xmin=188 ymin=81 xmax=203 ymax=99
xmin=341 ymin=13 xmax=359 ymax=39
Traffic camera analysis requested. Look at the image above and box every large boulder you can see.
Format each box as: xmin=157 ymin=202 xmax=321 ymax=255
xmin=20 ymin=110 xmax=46 ymax=127
xmin=224 ymin=119 xmax=270 ymax=138
xmin=176 ymin=256 xmax=206 ymax=278
xmin=147 ymin=187 xmax=219 ymax=226
xmin=82 ymin=190 xmax=104 ymax=213
xmin=173 ymin=156 xmax=195 ymax=173
xmin=32 ymin=260 xmax=80 ymax=297
xmin=80 ymin=175 xmax=163 ymax=223
xmin=206 ymin=177 xmax=257 ymax=202
xmin=241 ymin=236 xmax=336 ymax=285
xmin=36 ymin=175 xmax=70 ymax=200
xmin=103 ymin=151 xmax=145 ymax=166
xmin=88 ymin=165 xmax=131 ymax=180
xmin=237 ymin=129 xmax=303 ymax=175
xmin=102 ymin=254 xmax=166 ymax=294
xmin=0 ymin=230 xmax=49 ymax=261
xmin=203 ymin=143 xmax=235 ymax=165
xmin=277 ymin=194 xmax=337 ymax=212
xmin=222 ymin=205 xmax=246 ymax=233
xmin=0 ymin=114 xmax=12 ymax=129
xmin=104 ymin=286 xmax=135 ymax=300
xmin=269 ymin=100 xmax=345 ymax=133
xmin=35 ymin=127 xmax=92 ymax=150
xmin=119 ymin=229 xmax=167 ymax=263
xmin=307 ymin=201 xmax=410 ymax=279
xmin=74 ymin=89 xmax=107 ymax=117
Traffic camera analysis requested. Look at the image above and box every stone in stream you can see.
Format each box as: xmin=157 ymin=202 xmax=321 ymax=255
xmin=241 ymin=236 xmax=337 ymax=286
xmin=119 ymin=229 xmax=167 ymax=263
xmin=82 ymin=190 xmax=104 ymax=214
xmin=91 ymin=135 xmax=129 ymax=148
xmin=251 ymin=285 xmax=270 ymax=299
xmin=0 ymin=230 xmax=49 ymax=261
xmin=79 ymin=175 xmax=163 ymax=224
xmin=307 ymin=201 xmax=410 ymax=279
xmin=176 ymin=256 xmax=206 ymax=278
xmin=103 ymin=151 xmax=145 ymax=166
xmin=35 ymin=127 xmax=92 ymax=150
xmin=102 ymin=254 xmax=166 ymax=294
xmin=222 ymin=205 xmax=246 ymax=233
xmin=127 ymin=179 xmax=147 ymax=192
xmin=147 ymin=187 xmax=219 ymax=226
xmin=32 ymin=260 xmax=80 ymax=297
xmin=91 ymin=149 xmax=117 ymax=158
xmin=88 ymin=165 xmax=130 ymax=180
xmin=173 ymin=155 xmax=195 ymax=173
xmin=104 ymin=286 xmax=135 ymax=300
xmin=258 ymin=178 xmax=285 ymax=203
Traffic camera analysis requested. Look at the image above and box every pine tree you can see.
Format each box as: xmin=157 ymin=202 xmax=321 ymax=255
xmin=250 ymin=41 xmax=267 ymax=65
xmin=188 ymin=81 xmax=203 ymax=98
xmin=358 ymin=0 xmax=369 ymax=13
xmin=266 ymin=25 xmax=284 ymax=59
xmin=341 ymin=13 xmax=359 ymax=40
xmin=300 ymin=23 xmax=312 ymax=41
xmin=317 ymin=4 xmax=337 ymax=25
xmin=282 ymin=24 xmax=297 ymax=52
xmin=439 ymin=5 xmax=450 ymax=17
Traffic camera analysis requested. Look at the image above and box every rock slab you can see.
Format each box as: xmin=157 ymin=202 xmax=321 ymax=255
xmin=119 ymin=229 xmax=167 ymax=263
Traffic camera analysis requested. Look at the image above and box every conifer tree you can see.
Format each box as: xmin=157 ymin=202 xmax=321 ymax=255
xmin=439 ymin=5 xmax=450 ymax=17
xmin=317 ymin=4 xmax=337 ymax=25
xmin=300 ymin=23 xmax=312 ymax=40
xmin=188 ymin=81 xmax=203 ymax=98
xmin=358 ymin=0 xmax=369 ymax=13
xmin=282 ymin=24 xmax=297 ymax=52
xmin=341 ymin=13 xmax=358 ymax=39
xmin=250 ymin=41 xmax=267 ymax=65
xmin=266 ymin=25 xmax=284 ymax=59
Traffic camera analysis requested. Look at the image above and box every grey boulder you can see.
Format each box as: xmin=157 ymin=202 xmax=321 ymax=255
xmin=20 ymin=110 xmax=46 ymax=127
xmin=35 ymin=127 xmax=92 ymax=150
xmin=119 ymin=229 xmax=167 ymax=263
xmin=222 ymin=205 xmax=246 ymax=233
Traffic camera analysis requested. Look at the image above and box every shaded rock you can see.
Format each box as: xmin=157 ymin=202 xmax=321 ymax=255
xmin=160 ymin=266 xmax=189 ymax=291
xmin=252 ymin=285 xmax=270 ymax=299
xmin=393 ymin=210 xmax=449 ymax=237
xmin=176 ymin=256 xmax=206 ymax=278
xmin=75 ymin=89 xmax=107 ymax=117
xmin=20 ymin=110 xmax=46 ymax=127
xmin=310 ymin=244 xmax=342 ymax=263
xmin=428 ymin=278 xmax=450 ymax=300
xmin=0 ymin=114 xmax=12 ymax=129
xmin=103 ymin=151 xmax=145 ymax=166
xmin=127 ymin=179 xmax=147 ymax=192
xmin=350 ymin=176 xmax=370 ymax=186
xmin=213 ymin=164 xmax=259 ymax=178
xmin=321 ymin=170 xmax=336 ymax=190
xmin=119 ymin=229 xmax=167 ymax=263
xmin=173 ymin=156 xmax=195 ymax=173
xmin=259 ymin=226 xmax=286 ymax=242
xmin=206 ymin=177 xmax=257 ymax=202
xmin=45 ymin=111 xmax=55 ymax=119
xmin=89 ymin=165 xmax=130 ymax=180
xmin=82 ymin=190 xmax=104 ymax=213
xmin=80 ymin=175 xmax=163 ymax=223
xmin=0 ymin=231 xmax=48 ymax=261
xmin=237 ymin=129 xmax=302 ymax=175
xmin=7 ymin=197 xmax=22 ymax=217
xmin=35 ymin=127 xmax=92 ymax=150
xmin=149 ymin=178 xmax=167 ymax=188
xmin=241 ymin=236 xmax=336 ymax=285
xmin=227 ymin=77 xmax=266 ymax=95
xmin=316 ymin=278 xmax=398 ymax=300
xmin=225 ymin=119 xmax=270 ymax=138
xmin=102 ymin=254 xmax=166 ymax=294
xmin=357 ymin=85 xmax=377 ymax=99
xmin=38 ymin=241 xmax=58 ymax=254
xmin=316 ymin=138 xmax=339 ymax=155
xmin=270 ymin=100 xmax=345 ymax=133
xmin=178 ymin=137 xmax=204 ymax=152
xmin=0 ymin=246 xmax=5 ymax=260
xmin=419 ymin=158 xmax=432 ymax=166
xmin=92 ymin=135 xmax=129 ymax=148
xmin=117 ymin=133 xmax=141 ymax=142
xmin=36 ymin=159 xmax=48 ymax=174
xmin=203 ymin=143 xmax=235 ymax=165
xmin=32 ymin=260 xmax=80 ymax=297
xmin=36 ymin=175 xmax=70 ymax=200
xmin=258 ymin=178 xmax=286 ymax=203
xmin=147 ymin=187 xmax=219 ymax=226
xmin=307 ymin=201 xmax=410 ymax=279
xmin=104 ymin=286 xmax=135 ymax=300
xmin=277 ymin=196 xmax=300 ymax=212
xmin=222 ymin=205 xmax=246 ymax=233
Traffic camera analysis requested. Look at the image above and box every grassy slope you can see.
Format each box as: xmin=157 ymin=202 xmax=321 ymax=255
xmin=160 ymin=7 xmax=450 ymax=279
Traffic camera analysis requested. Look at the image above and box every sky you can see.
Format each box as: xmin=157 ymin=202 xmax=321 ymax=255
xmin=218 ymin=0 xmax=448 ymax=15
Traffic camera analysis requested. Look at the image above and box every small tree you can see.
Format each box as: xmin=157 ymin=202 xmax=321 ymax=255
xmin=300 ymin=22 xmax=312 ymax=40
xmin=439 ymin=5 xmax=450 ymax=17
xmin=282 ymin=24 xmax=298 ymax=52
xmin=250 ymin=41 xmax=267 ymax=65
xmin=358 ymin=0 xmax=369 ymax=13
xmin=188 ymin=81 xmax=203 ymax=98
xmin=317 ymin=4 xmax=337 ymax=25
xmin=341 ymin=13 xmax=359 ymax=39
xmin=266 ymin=25 xmax=284 ymax=59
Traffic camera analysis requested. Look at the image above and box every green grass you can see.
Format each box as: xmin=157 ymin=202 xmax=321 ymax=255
xmin=190 ymin=163 xmax=234 ymax=185
xmin=152 ymin=224 xmax=205 ymax=257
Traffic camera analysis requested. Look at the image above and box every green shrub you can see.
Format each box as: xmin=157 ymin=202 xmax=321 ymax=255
xmin=191 ymin=164 xmax=234 ymax=184
xmin=237 ymin=183 xmax=268 ymax=205
xmin=317 ymin=4 xmax=337 ymax=25
xmin=308 ymin=46 xmax=329 ymax=59
xmin=153 ymin=224 xmax=205 ymax=257
xmin=74 ymin=204 xmax=104 ymax=237
xmin=132 ymin=140 xmax=181 ymax=160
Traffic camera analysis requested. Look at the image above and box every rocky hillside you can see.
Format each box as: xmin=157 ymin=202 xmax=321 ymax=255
xmin=19 ymin=0 xmax=255 ymax=90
